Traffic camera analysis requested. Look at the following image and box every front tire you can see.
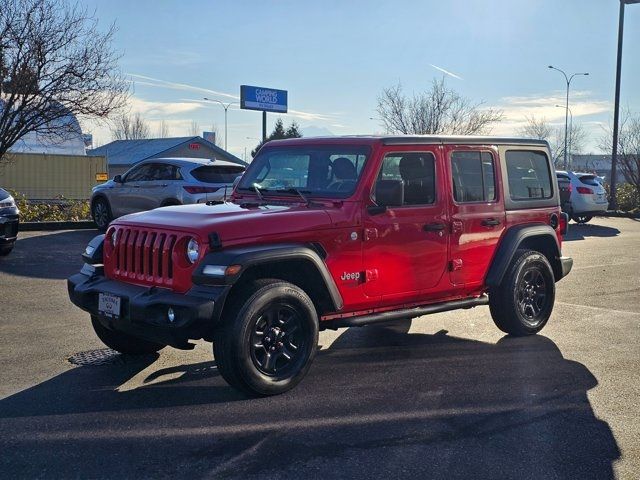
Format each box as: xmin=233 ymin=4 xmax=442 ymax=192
xmin=489 ymin=250 xmax=555 ymax=336
xmin=91 ymin=316 xmax=165 ymax=354
xmin=91 ymin=197 xmax=112 ymax=232
xmin=0 ymin=243 xmax=14 ymax=256
xmin=213 ymin=279 xmax=319 ymax=396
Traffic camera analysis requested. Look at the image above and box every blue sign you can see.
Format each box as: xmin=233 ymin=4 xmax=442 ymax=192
xmin=240 ymin=85 xmax=288 ymax=113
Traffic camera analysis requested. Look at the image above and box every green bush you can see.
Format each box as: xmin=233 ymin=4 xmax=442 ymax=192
xmin=11 ymin=191 xmax=91 ymax=222
xmin=616 ymin=183 xmax=640 ymax=213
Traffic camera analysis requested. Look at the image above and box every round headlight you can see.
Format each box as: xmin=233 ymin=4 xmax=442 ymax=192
xmin=186 ymin=238 xmax=200 ymax=264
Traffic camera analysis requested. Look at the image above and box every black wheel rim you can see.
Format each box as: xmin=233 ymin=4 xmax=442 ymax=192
xmin=93 ymin=201 xmax=109 ymax=228
xmin=250 ymin=302 xmax=306 ymax=377
xmin=516 ymin=268 xmax=548 ymax=325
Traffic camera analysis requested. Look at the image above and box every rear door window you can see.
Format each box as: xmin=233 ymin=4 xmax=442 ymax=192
xmin=451 ymin=151 xmax=496 ymax=202
xmin=505 ymin=150 xmax=553 ymax=200
xmin=191 ymin=165 xmax=246 ymax=183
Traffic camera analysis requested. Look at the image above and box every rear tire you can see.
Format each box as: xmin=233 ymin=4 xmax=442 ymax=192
xmin=213 ymin=279 xmax=319 ymax=396
xmin=91 ymin=197 xmax=112 ymax=232
xmin=90 ymin=316 xmax=165 ymax=354
xmin=0 ymin=244 xmax=14 ymax=256
xmin=571 ymin=214 xmax=592 ymax=224
xmin=489 ymin=250 xmax=555 ymax=336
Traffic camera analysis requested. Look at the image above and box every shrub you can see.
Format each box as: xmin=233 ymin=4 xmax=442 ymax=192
xmin=11 ymin=191 xmax=91 ymax=222
xmin=616 ymin=183 xmax=640 ymax=212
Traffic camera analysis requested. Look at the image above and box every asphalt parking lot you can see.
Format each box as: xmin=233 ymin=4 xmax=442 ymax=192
xmin=0 ymin=217 xmax=638 ymax=479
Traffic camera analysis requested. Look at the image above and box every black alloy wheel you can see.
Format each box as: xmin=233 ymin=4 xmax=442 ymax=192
xmin=92 ymin=197 xmax=111 ymax=231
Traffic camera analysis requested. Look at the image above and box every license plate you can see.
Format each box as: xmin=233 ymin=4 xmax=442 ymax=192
xmin=98 ymin=293 xmax=121 ymax=319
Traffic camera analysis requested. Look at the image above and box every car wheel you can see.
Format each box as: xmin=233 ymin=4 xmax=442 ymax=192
xmin=91 ymin=197 xmax=112 ymax=232
xmin=213 ymin=279 xmax=319 ymax=396
xmin=161 ymin=199 xmax=181 ymax=207
xmin=0 ymin=243 xmax=14 ymax=256
xmin=571 ymin=214 xmax=592 ymax=224
xmin=90 ymin=315 xmax=165 ymax=354
xmin=489 ymin=249 xmax=555 ymax=336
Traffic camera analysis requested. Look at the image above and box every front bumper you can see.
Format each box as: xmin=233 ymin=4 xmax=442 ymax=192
xmin=0 ymin=213 xmax=19 ymax=244
xmin=67 ymin=265 xmax=230 ymax=348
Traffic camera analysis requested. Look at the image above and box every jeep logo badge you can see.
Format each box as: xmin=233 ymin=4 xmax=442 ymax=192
xmin=341 ymin=271 xmax=361 ymax=282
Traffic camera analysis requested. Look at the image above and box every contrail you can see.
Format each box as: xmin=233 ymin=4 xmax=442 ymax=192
xmin=430 ymin=64 xmax=463 ymax=80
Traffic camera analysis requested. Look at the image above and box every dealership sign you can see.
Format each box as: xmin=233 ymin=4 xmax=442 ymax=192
xmin=240 ymin=85 xmax=288 ymax=113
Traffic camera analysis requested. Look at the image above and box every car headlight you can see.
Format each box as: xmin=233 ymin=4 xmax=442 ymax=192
xmin=186 ymin=238 xmax=200 ymax=264
xmin=0 ymin=195 xmax=16 ymax=209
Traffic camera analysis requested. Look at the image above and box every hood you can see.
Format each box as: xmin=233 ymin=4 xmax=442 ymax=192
xmin=114 ymin=201 xmax=334 ymax=241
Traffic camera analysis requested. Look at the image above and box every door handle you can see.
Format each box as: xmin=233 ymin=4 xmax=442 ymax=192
xmin=481 ymin=218 xmax=501 ymax=227
xmin=423 ymin=222 xmax=445 ymax=232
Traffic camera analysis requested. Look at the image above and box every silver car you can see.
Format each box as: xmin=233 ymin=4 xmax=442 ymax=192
xmin=91 ymin=157 xmax=245 ymax=231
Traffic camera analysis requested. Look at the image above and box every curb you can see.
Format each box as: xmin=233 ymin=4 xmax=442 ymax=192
xmin=20 ymin=221 xmax=97 ymax=231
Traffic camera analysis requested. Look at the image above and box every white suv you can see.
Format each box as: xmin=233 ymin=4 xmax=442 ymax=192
xmin=556 ymin=170 xmax=608 ymax=223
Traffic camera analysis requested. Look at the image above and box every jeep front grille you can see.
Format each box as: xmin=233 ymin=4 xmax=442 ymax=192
xmin=110 ymin=227 xmax=180 ymax=287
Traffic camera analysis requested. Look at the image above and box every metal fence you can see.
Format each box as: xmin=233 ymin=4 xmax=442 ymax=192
xmin=0 ymin=152 xmax=107 ymax=200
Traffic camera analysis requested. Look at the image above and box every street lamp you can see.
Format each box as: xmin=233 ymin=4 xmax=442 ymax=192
xmin=610 ymin=0 xmax=640 ymax=209
xmin=547 ymin=66 xmax=588 ymax=170
xmin=202 ymin=97 xmax=239 ymax=151
xmin=555 ymin=104 xmax=573 ymax=168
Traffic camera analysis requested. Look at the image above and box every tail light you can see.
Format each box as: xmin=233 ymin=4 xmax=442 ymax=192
xmin=568 ymin=183 xmax=573 ymax=192
xmin=559 ymin=213 xmax=568 ymax=235
xmin=183 ymin=186 xmax=220 ymax=194
xmin=576 ymin=186 xmax=593 ymax=194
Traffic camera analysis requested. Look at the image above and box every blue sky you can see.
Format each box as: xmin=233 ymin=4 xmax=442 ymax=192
xmin=82 ymin=0 xmax=640 ymax=159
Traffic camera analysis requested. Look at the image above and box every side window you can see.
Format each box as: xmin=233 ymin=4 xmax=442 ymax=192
xmin=376 ymin=152 xmax=436 ymax=205
xmin=124 ymin=164 xmax=152 ymax=182
xmin=506 ymin=150 xmax=553 ymax=200
xmin=451 ymin=151 xmax=496 ymax=202
xmin=152 ymin=164 xmax=180 ymax=181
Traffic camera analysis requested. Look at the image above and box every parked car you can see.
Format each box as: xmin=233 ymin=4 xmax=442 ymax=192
xmin=0 ymin=188 xmax=20 ymax=256
xmin=69 ymin=135 xmax=572 ymax=396
xmin=91 ymin=158 xmax=246 ymax=231
xmin=555 ymin=170 xmax=609 ymax=223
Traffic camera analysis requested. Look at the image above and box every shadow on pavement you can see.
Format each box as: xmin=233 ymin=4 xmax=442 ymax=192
xmin=564 ymin=223 xmax=620 ymax=241
xmin=0 ymin=328 xmax=619 ymax=479
xmin=0 ymin=230 xmax=97 ymax=279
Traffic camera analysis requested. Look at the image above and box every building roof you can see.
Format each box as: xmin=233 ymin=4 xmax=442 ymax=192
xmin=137 ymin=157 xmax=245 ymax=168
xmin=87 ymin=136 xmax=245 ymax=166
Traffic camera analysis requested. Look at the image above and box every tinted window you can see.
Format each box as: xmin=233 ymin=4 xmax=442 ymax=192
xmin=451 ymin=151 xmax=496 ymax=202
xmin=147 ymin=163 xmax=181 ymax=181
xmin=238 ymin=145 xmax=370 ymax=198
xmin=376 ymin=152 xmax=435 ymax=205
xmin=579 ymin=175 xmax=600 ymax=187
xmin=506 ymin=150 xmax=553 ymax=200
xmin=191 ymin=165 xmax=245 ymax=183
xmin=124 ymin=164 xmax=153 ymax=182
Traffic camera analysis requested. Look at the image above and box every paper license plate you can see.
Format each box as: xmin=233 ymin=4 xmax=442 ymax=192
xmin=98 ymin=293 xmax=121 ymax=319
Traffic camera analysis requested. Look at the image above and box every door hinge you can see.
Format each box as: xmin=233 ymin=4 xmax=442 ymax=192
xmin=450 ymin=258 xmax=463 ymax=271
xmin=452 ymin=220 xmax=463 ymax=233
xmin=364 ymin=228 xmax=378 ymax=241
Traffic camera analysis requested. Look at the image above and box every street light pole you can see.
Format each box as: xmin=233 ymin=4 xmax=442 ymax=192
xmin=556 ymin=104 xmax=573 ymax=168
xmin=547 ymin=66 xmax=589 ymax=170
xmin=610 ymin=0 xmax=640 ymax=210
xmin=202 ymin=98 xmax=239 ymax=151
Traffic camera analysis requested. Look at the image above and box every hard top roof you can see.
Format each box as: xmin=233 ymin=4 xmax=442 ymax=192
xmin=267 ymin=135 xmax=549 ymax=147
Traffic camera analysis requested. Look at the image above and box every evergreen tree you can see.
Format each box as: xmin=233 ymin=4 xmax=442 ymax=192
xmin=251 ymin=119 xmax=303 ymax=157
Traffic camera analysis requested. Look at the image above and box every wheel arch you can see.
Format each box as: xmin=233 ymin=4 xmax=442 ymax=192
xmin=193 ymin=243 xmax=343 ymax=319
xmin=160 ymin=198 xmax=182 ymax=207
xmin=486 ymin=224 xmax=563 ymax=286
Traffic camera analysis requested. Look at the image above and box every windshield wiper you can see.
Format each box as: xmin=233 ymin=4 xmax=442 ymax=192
xmin=275 ymin=188 xmax=317 ymax=206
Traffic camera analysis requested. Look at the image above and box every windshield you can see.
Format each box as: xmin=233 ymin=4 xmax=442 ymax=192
xmin=238 ymin=145 xmax=371 ymax=197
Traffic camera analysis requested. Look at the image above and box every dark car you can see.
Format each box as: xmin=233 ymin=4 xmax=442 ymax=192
xmin=0 ymin=188 xmax=19 ymax=256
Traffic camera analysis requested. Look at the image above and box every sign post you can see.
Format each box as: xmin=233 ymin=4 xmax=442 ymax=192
xmin=240 ymin=85 xmax=288 ymax=142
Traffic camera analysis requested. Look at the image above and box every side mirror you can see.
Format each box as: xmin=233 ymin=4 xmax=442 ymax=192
xmin=369 ymin=179 xmax=404 ymax=214
xmin=113 ymin=175 xmax=123 ymax=183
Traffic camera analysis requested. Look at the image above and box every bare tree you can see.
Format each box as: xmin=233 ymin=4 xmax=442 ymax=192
xmin=110 ymin=112 xmax=149 ymax=140
xmin=376 ymin=78 xmax=503 ymax=136
xmin=0 ymin=0 xmax=128 ymax=164
xmin=599 ymin=112 xmax=640 ymax=195
xmin=517 ymin=115 xmax=586 ymax=165
xmin=157 ymin=119 xmax=170 ymax=138
xmin=188 ymin=120 xmax=200 ymax=137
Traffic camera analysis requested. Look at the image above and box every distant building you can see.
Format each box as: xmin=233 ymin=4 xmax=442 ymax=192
xmin=3 ymin=100 xmax=86 ymax=155
xmin=569 ymin=154 xmax=637 ymax=183
xmin=88 ymin=136 xmax=246 ymax=176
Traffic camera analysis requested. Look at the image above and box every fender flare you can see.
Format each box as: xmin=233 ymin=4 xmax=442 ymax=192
xmin=485 ymin=224 xmax=561 ymax=287
xmin=192 ymin=243 xmax=343 ymax=311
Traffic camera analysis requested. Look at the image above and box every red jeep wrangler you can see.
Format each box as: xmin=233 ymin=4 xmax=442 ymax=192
xmin=68 ymin=136 xmax=573 ymax=396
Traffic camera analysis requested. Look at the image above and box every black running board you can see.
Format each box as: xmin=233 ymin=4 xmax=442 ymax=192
xmin=321 ymin=295 xmax=489 ymax=330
